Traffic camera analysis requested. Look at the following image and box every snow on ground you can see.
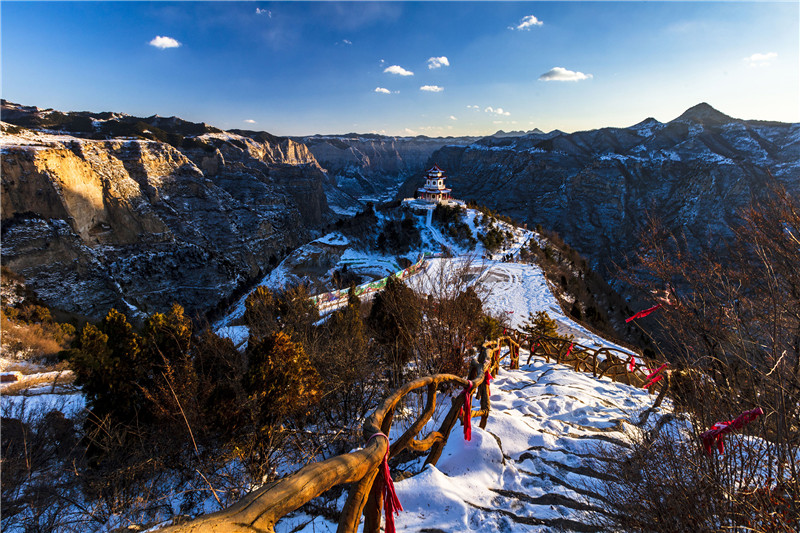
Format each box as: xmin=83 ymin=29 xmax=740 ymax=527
xmin=276 ymin=351 xmax=662 ymax=533
xmin=215 ymin=326 xmax=250 ymax=349
xmin=1 ymin=390 xmax=86 ymax=419
xmin=412 ymin=257 xmax=634 ymax=355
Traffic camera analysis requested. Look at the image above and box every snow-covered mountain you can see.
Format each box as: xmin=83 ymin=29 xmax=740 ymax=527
xmin=398 ymin=103 xmax=800 ymax=282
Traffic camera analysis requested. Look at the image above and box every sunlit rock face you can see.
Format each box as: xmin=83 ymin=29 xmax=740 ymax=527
xmin=1 ymin=112 xmax=331 ymax=321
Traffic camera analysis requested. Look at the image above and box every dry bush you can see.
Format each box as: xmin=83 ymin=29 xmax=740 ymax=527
xmin=313 ymin=291 xmax=384 ymax=452
xmin=602 ymin=183 xmax=800 ymax=531
xmin=591 ymin=415 xmax=793 ymax=532
xmin=1 ymin=310 xmax=72 ymax=363
xmin=407 ymin=258 xmax=491 ymax=377
xmin=1 ymin=398 xmax=86 ymax=532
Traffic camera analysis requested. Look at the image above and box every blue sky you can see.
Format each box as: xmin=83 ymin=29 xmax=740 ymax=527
xmin=2 ymin=1 xmax=798 ymax=136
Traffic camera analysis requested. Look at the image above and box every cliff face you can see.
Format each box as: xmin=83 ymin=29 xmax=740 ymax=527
xmin=402 ymin=104 xmax=800 ymax=282
xmin=295 ymin=135 xmax=477 ymax=213
xmin=1 ymin=123 xmax=330 ymax=321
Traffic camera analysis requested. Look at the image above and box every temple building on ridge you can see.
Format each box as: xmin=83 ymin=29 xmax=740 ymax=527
xmin=417 ymin=164 xmax=452 ymax=202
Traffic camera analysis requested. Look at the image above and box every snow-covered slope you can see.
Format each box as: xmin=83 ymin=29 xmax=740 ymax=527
xmin=276 ymin=348 xmax=660 ymax=533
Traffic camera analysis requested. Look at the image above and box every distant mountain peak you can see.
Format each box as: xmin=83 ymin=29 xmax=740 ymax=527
xmin=634 ymin=117 xmax=660 ymax=127
xmin=492 ymin=128 xmax=545 ymax=138
xmin=675 ymin=102 xmax=735 ymax=126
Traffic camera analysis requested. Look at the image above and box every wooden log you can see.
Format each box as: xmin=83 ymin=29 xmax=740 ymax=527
xmin=339 ymin=460 xmax=381 ymax=533
xmin=423 ymin=395 xmax=463 ymax=468
xmin=390 ymin=383 xmax=437 ymax=459
xmin=363 ymin=472 xmax=383 ymax=533
xmin=408 ymin=431 xmax=445 ymax=451
xmin=159 ymin=438 xmax=386 ymax=533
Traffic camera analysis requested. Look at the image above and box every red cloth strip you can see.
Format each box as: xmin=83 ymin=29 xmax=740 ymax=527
xmin=367 ymin=432 xmax=403 ymax=533
xmin=484 ymin=370 xmax=493 ymax=399
xmin=643 ymin=363 xmax=668 ymax=389
xmin=625 ymin=303 xmax=662 ymax=323
xmin=643 ymin=375 xmax=662 ymax=389
xmin=646 ymin=363 xmax=668 ymax=381
xmin=458 ymin=380 xmax=474 ymax=441
xmin=565 ymin=343 xmax=574 ymax=359
xmin=628 ymin=356 xmax=636 ymax=373
xmin=700 ymin=407 xmax=764 ymax=456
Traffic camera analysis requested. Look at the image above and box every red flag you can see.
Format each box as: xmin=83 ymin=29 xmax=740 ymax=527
xmin=700 ymin=407 xmax=763 ymax=455
xmin=625 ymin=303 xmax=662 ymax=323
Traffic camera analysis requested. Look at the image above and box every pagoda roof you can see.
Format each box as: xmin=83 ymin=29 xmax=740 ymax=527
xmin=427 ymin=164 xmax=445 ymax=174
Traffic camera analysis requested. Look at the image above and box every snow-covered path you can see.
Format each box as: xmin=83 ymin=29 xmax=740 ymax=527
xmin=277 ymin=352 xmax=659 ymax=533
xmin=414 ymin=258 xmax=636 ymax=354
xmin=425 ymin=205 xmax=450 ymax=252
xmin=391 ymin=356 xmax=655 ymax=532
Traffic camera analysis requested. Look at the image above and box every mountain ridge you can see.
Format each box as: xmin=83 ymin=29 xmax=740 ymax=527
xmin=397 ymin=103 xmax=799 ymax=299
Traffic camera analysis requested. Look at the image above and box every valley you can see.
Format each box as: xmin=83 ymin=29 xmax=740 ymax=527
xmin=1 ymin=100 xmax=798 ymax=533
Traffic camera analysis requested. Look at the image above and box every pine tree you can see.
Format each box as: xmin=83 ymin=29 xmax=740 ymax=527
xmin=521 ymin=310 xmax=560 ymax=339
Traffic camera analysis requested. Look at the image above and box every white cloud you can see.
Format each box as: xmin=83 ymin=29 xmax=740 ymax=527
xmin=467 ymin=105 xmax=480 ymax=110
xmin=427 ymin=56 xmax=450 ymax=69
xmin=255 ymin=8 xmax=272 ymax=17
xmin=744 ymin=52 xmax=777 ymax=67
xmin=244 ymin=119 xmax=257 ymax=124
xmin=149 ymin=35 xmax=181 ymax=49
xmin=511 ymin=15 xmax=543 ymax=30
xmin=404 ymin=128 xmax=418 ymax=136
xmin=384 ymin=65 xmax=414 ymax=76
xmin=485 ymin=106 xmax=510 ymax=116
xmin=420 ymin=85 xmax=444 ymax=92
xmin=449 ymin=115 xmax=457 ymax=121
xmin=342 ymin=39 xmax=352 ymax=45
xmin=538 ymin=67 xmax=593 ymax=82
xmin=374 ymin=87 xmax=392 ymax=94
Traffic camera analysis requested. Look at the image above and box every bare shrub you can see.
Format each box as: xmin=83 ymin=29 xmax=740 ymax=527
xmin=603 ymin=183 xmax=800 ymax=531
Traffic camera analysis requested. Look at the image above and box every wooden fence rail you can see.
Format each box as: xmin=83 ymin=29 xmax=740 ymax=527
xmin=158 ymin=332 xmax=666 ymax=533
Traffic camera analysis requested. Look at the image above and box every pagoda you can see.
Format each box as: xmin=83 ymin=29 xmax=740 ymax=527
xmin=417 ymin=164 xmax=452 ymax=202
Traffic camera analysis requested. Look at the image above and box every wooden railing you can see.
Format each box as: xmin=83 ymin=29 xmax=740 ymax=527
xmin=158 ymin=333 xmax=666 ymax=533
xmin=159 ymin=351 xmax=495 ymax=533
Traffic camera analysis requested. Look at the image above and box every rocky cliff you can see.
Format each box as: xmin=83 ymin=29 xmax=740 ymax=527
xmin=292 ymin=134 xmax=477 ymax=213
xmin=1 ymin=112 xmax=331 ymax=322
xmin=402 ymin=104 xmax=800 ymax=284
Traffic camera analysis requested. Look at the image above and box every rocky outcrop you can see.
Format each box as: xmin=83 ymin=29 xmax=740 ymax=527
xmin=1 ymin=123 xmax=331 ymax=321
xmin=402 ymin=104 xmax=800 ymax=283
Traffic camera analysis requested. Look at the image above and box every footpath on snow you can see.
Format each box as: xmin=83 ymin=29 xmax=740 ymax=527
xmin=278 ymin=345 xmax=661 ymax=533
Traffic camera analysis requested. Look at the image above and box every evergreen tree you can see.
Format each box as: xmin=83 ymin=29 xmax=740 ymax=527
xmin=69 ymin=309 xmax=145 ymax=422
xmin=521 ymin=311 xmax=564 ymax=340
xmin=244 ymin=331 xmax=321 ymax=427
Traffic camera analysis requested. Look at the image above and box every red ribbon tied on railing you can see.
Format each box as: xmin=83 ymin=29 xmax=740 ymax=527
xmin=700 ymin=407 xmax=764 ymax=455
xmin=643 ymin=363 xmax=668 ymax=389
xmin=625 ymin=303 xmax=662 ymax=323
xmin=458 ymin=380 xmax=474 ymax=441
xmin=484 ymin=370 xmax=493 ymax=400
xmin=628 ymin=356 xmax=636 ymax=373
xmin=565 ymin=342 xmax=574 ymax=359
xmin=367 ymin=432 xmax=403 ymax=533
